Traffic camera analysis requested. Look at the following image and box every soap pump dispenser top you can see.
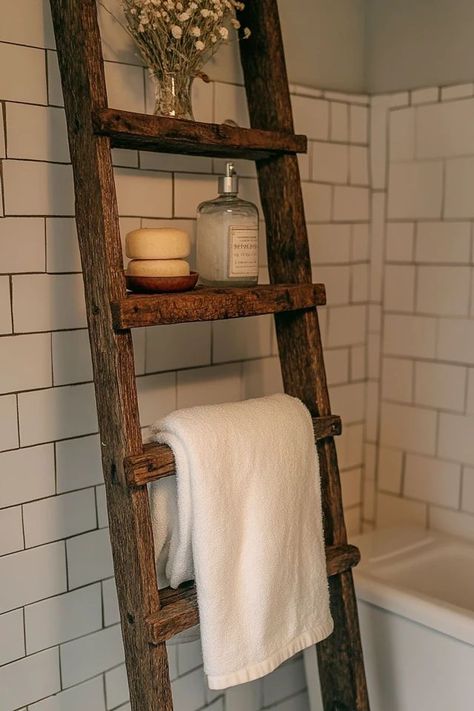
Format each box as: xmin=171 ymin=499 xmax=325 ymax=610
xmin=196 ymin=162 xmax=259 ymax=287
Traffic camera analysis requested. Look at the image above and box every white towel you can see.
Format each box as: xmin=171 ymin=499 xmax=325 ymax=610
xmin=149 ymin=393 xmax=333 ymax=690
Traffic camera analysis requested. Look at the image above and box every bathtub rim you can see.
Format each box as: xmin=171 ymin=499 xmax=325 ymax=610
xmin=353 ymin=526 xmax=474 ymax=647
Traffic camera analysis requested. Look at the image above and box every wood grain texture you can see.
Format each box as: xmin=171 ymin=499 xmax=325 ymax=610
xmin=94 ymin=108 xmax=307 ymax=159
xmin=147 ymin=545 xmax=361 ymax=644
xmin=239 ymin=2 xmax=370 ymax=709
xmin=49 ymin=2 xmax=172 ymax=709
xmin=126 ymin=415 xmax=342 ymax=487
xmin=112 ymin=283 xmax=325 ymax=329
xmin=53 ymin=0 xmax=368 ymax=708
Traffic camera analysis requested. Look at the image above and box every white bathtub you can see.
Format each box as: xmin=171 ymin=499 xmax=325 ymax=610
xmin=353 ymin=526 xmax=474 ymax=711
xmin=304 ymin=526 xmax=474 ymax=711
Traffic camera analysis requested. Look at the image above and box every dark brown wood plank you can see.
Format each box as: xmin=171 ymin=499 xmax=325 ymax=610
xmin=94 ymin=108 xmax=307 ymax=160
xmin=49 ymin=2 xmax=172 ymax=710
xmin=112 ymin=283 xmax=325 ymax=330
xmin=147 ymin=544 xmax=361 ymax=644
xmin=239 ymin=3 xmax=370 ymax=710
xmin=126 ymin=415 xmax=342 ymax=487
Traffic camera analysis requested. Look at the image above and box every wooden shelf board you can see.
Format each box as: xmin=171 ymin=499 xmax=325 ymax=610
xmin=93 ymin=108 xmax=307 ymax=160
xmin=111 ymin=283 xmax=326 ymax=330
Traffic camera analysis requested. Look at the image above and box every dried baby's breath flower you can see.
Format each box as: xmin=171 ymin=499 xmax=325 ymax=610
xmin=102 ymin=0 xmax=251 ymax=82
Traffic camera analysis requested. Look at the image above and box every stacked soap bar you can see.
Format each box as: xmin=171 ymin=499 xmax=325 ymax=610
xmin=126 ymin=228 xmax=191 ymax=276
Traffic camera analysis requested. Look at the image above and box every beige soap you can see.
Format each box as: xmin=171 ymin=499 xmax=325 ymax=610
xmin=126 ymin=259 xmax=190 ymax=277
xmin=126 ymin=228 xmax=190 ymax=260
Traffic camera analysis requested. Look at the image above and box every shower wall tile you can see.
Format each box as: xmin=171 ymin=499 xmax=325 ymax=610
xmin=146 ymin=322 xmax=211 ymax=373
xmin=441 ymin=83 xmax=474 ymax=101
xmin=12 ymin=274 xmax=87 ymax=333
xmin=416 ymin=98 xmax=474 ymax=158
xmin=333 ymin=186 xmax=370 ymax=221
xmin=383 ymin=314 xmax=437 ymax=358
xmin=312 ymin=141 xmax=349 ymax=183
xmin=377 ymin=447 xmax=403 ymax=494
xmin=383 ymin=264 xmax=415 ymax=312
xmin=415 ymin=221 xmax=471 ymax=263
xmin=330 ymin=101 xmax=349 ymax=142
xmin=18 ymin=383 xmax=97 ymax=446
xmin=445 ymin=156 xmax=474 ymax=217
xmin=0 ymin=507 xmax=24 ymax=556
xmin=0 ymin=609 xmax=24 ymax=666
xmin=373 ymin=87 xmax=474 ymax=536
xmin=6 ymin=103 xmax=69 ymax=162
xmin=0 ymin=217 xmax=45 ymax=273
xmin=437 ymin=317 xmax=474 ymax=363
xmin=430 ymin=506 xmax=474 ymax=541
xmin=3 ymin=160 xmax=74 ymax=216
xmin=0 ymin=394 xmax=19 ymax=452
xmin=0 ymin=542 xmax=67 ymax=614
xmin=0 ymin=445 xmax=55 ymax=508
xmin=411 ymin=87 xmax=439 ymax=105
xmin=404 ymin=454 xmax=461 ymax=508
xmin=376 ymin=492 xmax=427 ymax=528
xmin=25 ymin=584 xmax=102 ymax=654
xmin=308 ymin=223 xmax=352 ymax=263
xmin=60 ymin=624 xmax=124 ymax=688
xmin=349 ymin=145 xmax=369 ymax=185
xmin=461 ymin=467 xmax=474 ymax=514
xmin=28 ymin=677 xmax=106 ymax=711
xmin=414 ymin=362 xmax=466 ymax=412
xmin=291 ymin=95 xmax=329 ymax=140
xmin=23 ymin=489 xmax=97 ymax=547
xmin=390 ymin=107 xmax=416 ymax=162
xmin=66 ymin=528 xmax=114 ymax=590
xmin=350 ymin=104 xmax=368 ymax=144
xmin=380 ymin=402 xmax=437 ymax=455
xmin=0 ymin=648 xmax=61 ymax=710
xmin=0 ymin=0 xmax=55 ymax=48
xmin=0 ymin=334 xmax=52 ymax=393
xmin=0 ymin=43 xmax=47 ymax=104
xmin=388 ymin=160 xmax=443 ymax=219
xmin=416 ymin=265 xmax=471 ymax=316
xmin=385 ymin=222 xmax=415 ymax=262
xmin=105 ymin=664 xmax=130 ymax=710
xmin=382 ymin=357 xmax=414 ymax=404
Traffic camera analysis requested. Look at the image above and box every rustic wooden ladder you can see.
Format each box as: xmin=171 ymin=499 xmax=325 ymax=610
xmin=50 ymin=1 xmax=370 ymax=709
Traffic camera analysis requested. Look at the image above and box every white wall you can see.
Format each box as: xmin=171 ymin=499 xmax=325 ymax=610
xmin=0 ymin=1 xmax=369 ymax=709
xmin=367 ymin=0 xmax=474 ymax=94
xmin=365 ymin=82 xmax=474 ymax=539
xmin=204 ymin=0 xmax=368 ymax=92
xmin=279 ymin=0 xmax=367 ymax=93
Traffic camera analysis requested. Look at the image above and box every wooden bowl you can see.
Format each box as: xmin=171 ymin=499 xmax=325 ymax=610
xmin=126 ymin=271 xmax=199 ymax=294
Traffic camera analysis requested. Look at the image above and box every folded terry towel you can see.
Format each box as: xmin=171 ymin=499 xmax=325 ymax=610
xmin=149 ymin=393 xmax=333 ymax=690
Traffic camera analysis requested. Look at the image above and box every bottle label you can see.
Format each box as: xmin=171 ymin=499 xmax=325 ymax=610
xmin=228 ymin=226 xmax=258 ymax=278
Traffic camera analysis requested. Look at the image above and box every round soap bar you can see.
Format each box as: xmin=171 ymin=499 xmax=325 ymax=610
xmin=126 ymin=228 xmax=190 ymax=260
xmin=126 ymin=259 xmax=191 ymax=277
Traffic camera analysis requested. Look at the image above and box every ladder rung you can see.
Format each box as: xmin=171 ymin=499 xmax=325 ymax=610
xmin=93 ymin=109 xmax=307 ymax=160
xmin=112 ymin=283 xmax=325 ymax=330
xmin=125 ymin=415 xmax=342 ymax=487
xmin=147 ymin=544 xmax=360 ymax=644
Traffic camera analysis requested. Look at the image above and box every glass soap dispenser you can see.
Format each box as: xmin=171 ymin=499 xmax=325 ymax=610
xmin=196 ymin=162 xmax=259 ymax=287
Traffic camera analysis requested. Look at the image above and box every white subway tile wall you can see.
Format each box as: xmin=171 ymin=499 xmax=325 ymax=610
xmin=0 ymin=4 xmax=370 ymax=709
xmin=367 ymin=84 xmax=474 ymax=540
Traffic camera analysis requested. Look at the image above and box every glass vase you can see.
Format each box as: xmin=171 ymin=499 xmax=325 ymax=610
xmin=152 ymin=71 xmax=194 ymax=120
